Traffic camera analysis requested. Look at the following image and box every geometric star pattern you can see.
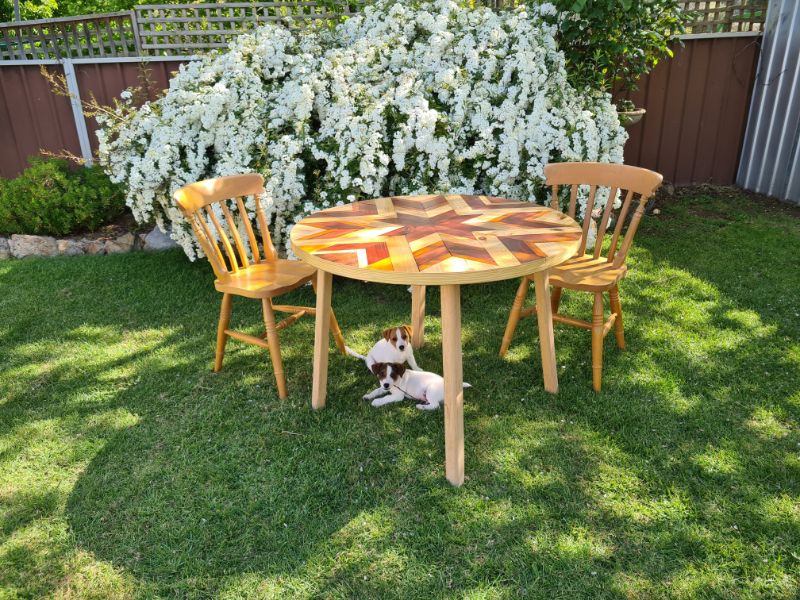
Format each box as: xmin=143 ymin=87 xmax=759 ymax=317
xmin=290 ymin=194 xmax=582 ymax=285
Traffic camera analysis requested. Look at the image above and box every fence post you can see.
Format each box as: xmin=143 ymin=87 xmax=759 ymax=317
xmin=130 ymin=10 xmax=143 ymax=56
xmin=61 ymin=59 xmax=94 ymax=165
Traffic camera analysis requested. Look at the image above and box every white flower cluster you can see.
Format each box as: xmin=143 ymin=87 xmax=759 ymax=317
xmin=97 ymin=0 xmax=627 ymax=258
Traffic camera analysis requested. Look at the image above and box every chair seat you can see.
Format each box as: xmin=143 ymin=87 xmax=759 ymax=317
xmin=215 ymin=259 xmax=315 ymax=299
xmin=548 ymin=254 xmax=627 ymax=291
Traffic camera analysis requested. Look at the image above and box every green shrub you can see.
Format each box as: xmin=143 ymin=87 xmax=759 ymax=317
xmin=528 ymin=0 xmax=688 ymax=95
xmin=0 ymin=158 xmax=126 ymax=236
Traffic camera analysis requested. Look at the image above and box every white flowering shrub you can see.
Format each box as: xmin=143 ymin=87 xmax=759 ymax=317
xmin=97 ymin=0 xmax=627 ymax=259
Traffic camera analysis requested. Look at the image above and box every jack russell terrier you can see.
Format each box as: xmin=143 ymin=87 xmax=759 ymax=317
xmin=345 ymin=325 xmax=422 ymax=372
xmin=363 ymin=362 xmax=471 ymax=411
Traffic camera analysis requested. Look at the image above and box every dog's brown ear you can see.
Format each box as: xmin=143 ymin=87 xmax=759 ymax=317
xmin=392 ymin=363 xmax=406 ymax=377
xmin=383 ymin=327 xmax=394 ymax=341
xmin=401 ymin=325 xmax=413 ymax=339
xmin=371 ymin=362 xmax=384 ymax=376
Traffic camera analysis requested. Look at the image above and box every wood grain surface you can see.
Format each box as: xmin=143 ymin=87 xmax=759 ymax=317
xmin=290 ymin=194 xmax=582 ymax=285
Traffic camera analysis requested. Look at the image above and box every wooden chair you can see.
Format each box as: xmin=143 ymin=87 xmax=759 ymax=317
xmin=499 ymin=162 xmax=663 ymax=391
xmin=174 ymin=174 xmax=346 ymax=399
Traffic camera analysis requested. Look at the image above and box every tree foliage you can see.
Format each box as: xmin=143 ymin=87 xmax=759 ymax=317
xmin=527 ymin=0 xmax=688 ymax=94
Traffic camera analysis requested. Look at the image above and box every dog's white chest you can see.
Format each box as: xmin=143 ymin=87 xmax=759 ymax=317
xmin=368 ymin=339 xmax=405 ymax=363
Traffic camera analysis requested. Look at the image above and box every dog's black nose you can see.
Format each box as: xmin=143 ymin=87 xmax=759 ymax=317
xmin=398 ymin=345 xmax=405 ymax=350
xmin=383 ymin=383 xmax=390 ymax=389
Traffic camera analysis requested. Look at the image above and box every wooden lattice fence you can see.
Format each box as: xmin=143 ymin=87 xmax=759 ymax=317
xmin=134 ymin=1 xmax=365 ymax=54
xmin=0 ymin=12 xmax=139 ymax=60
xmin=0 ymin=1 xmax=769 ymax=61
xmin=682 ymin=0 xmax=768 ymax=33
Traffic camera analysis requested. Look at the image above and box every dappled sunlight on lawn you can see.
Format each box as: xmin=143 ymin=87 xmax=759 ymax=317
xmin=0 ymin=191 xmax=798 ymax=597
xmin=692 ymin=444 xmax=742 ymax=476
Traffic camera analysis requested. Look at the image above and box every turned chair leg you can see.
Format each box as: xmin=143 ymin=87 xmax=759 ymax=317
xmin=214 ymin=293 xmax=232 ymax=372
xmin=551 ymin=286 xmax=563 ymax=313
xmin=312 ymin=277 xmax=346 ymax=354
xmin=609 ymin=286 xmax=625 ymax=350
xmin=262 ymin=298 xmax=288 ymax=400
xmin=329 ymin=309 xmax=347 ymax=355
xmin=591 ymin=292 xmax=604 ymax=392
xmin=500 ymin=277 xmax=530 ymax=357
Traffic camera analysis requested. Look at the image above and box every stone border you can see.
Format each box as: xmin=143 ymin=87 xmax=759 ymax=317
xmin=0 ymin=227 xmax=178 ymax=259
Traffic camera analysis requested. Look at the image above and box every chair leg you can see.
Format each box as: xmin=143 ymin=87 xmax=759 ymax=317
xmin=609 ymin=286 xmax=625 ymax=350
xmin=551 ymin=286 xmax=563 ymax=313
xmin=591 ymin=292 xmax=604 ymax=392
xmin=500 ymin=277 xmax=530 ymax=357
xmin=329 ymin=309 xmax=347 ymax=355
xmin=262 ymin=298 xmax=288 ymax=400
xmin=214 ymin=293 xmax=232 ymax=373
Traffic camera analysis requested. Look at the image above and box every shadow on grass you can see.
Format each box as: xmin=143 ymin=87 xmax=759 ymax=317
xmin=1 ymin=191 xmax=799 ymax=598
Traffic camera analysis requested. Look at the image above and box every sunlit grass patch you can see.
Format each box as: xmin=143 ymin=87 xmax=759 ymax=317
xmin=0 ymin=188 xmax=798 ymax=598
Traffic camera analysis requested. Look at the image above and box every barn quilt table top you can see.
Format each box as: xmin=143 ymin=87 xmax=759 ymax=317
xmin=290 ymin=194 xmax=582 ymax=285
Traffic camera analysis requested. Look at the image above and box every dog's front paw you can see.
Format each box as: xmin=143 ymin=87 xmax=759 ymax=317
xmin=371 ymin=398 xmax=386 ymax=408
xmin=416 ymin=401 xmax=440 ymax=411
xmin=362 ymin=394 xmax=371 ymax=401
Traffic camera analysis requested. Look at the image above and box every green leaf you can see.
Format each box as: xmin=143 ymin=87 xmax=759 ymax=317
xmin=570 ymin=0 xmax=588 ymax=12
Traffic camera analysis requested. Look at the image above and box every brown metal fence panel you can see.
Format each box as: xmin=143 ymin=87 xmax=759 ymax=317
xmin=0 ymin=65 xmax=81 ymax=176
xmin=73 ymin=60 xmax=184 ymax=154
xmin=622 ymin=35 xmax=760 ymax=185
xmin=0 ymin=37 xmax=758 ymax=184
xmin=0 ymin=60 xmax=184 ymax=177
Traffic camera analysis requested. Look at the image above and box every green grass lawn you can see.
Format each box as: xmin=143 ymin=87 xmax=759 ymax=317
xmin=1 ymin=188 xmax=799 ymax=599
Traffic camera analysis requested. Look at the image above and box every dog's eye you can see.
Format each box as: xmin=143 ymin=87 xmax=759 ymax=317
xmin=392 ymin=337 xmax=397 ymax=342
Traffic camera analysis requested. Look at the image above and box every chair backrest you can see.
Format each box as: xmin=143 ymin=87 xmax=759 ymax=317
xmin=174 ymin=174 xmax=277 ymax=278
xmin=545 ymin=162 xmax=663 ymax=267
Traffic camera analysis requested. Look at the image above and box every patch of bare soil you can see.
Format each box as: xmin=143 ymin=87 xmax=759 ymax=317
xmin=63 ymin=210 xmax=147 ymax=242
xmin=652 ymin=184 xmax=800 ymax=219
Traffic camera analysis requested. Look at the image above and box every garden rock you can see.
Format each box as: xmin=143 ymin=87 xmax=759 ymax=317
xmin=83 ymin=239 xmax=106 ymax=255
xmin=10 ymin=234 xmax=58 ymax=258
xmin=0 ymin=237 xmax=10 ymax=259
xmin=57 ymin=239 xmax=85 ymax=256
xmin=105 ymin=233 xmax=135 ymax=254
xmin=143 ymin=228 xmax=178 ymax=251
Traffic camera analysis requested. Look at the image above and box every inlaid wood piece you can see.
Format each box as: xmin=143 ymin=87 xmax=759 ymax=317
xmin=174 ymin=174 xmax=346 ymax=400
xmin=500 ymin=162 xmax=663 ymax=392
xmin=292 ymin=194 xmax=581 ymax=486
xmin=291 ymin=194 xmax=582 ymax=285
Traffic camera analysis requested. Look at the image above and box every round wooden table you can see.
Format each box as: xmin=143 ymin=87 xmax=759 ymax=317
xmin=290 ymin=194 xmax=582 ymax=486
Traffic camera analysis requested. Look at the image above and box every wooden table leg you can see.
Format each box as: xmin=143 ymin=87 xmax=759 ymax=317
xmin=312 ymin=270 xmax=333 ymax=410
xmin=533 ymin=271 xmax=558 ymax=394
xmin=440 ymin=284 xmax=464 ymax=486
xmin=411 ymin=285 xmax=426 ymax=348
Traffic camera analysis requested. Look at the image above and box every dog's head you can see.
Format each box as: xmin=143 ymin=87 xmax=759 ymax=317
xmin=383 ymin=325 xmax=413 ymax=352
xmin=371 ymin=362 xmax=406 ymax=391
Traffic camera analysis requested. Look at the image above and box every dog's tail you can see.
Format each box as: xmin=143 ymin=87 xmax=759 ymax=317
xmin=464 ymin=382 xmax=472 ymax=388
xmin=345 ymin=345 xmax=369 ymax=364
